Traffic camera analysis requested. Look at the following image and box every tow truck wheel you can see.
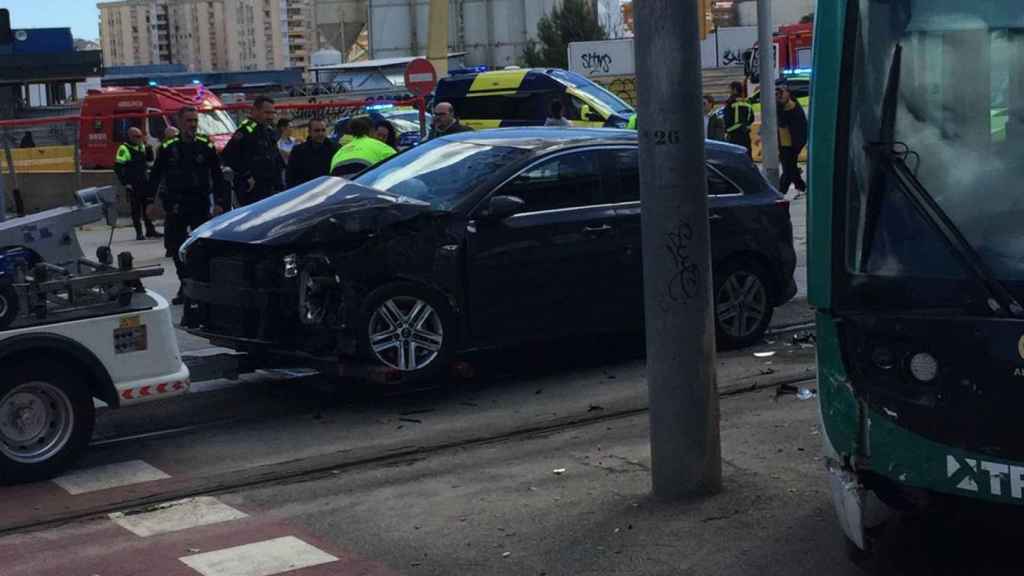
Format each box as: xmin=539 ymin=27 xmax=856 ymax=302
xmin=0 ymin=284 xmax=18 ymax=330
xmin=0 ymin=363 xmax=94 ymax=484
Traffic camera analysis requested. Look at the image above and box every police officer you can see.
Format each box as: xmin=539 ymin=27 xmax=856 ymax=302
xmin=114 ymin=127 xmax=161 ymax=241
xmin=329 ymin=117 xmax=397 ymax=176
xmin=222 ymin=95 xmax=285 ymax=206
xmin=723 ymin=81 xmax=755 ymax=156
xmin=148 ymin=107 xmax=229 ymax=304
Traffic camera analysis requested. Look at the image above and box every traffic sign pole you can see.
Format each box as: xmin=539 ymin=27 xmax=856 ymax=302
xmin=405 ymin=58 xmax=438 ymax=141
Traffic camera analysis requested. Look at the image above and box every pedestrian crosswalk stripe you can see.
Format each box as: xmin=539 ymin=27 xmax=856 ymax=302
xmin=179 ymin=535 xmax=338 ymax=576
xmin=109 ymin=496 xmax=248 ymax=537
xmin=52 ymin=460 xmax=171 ymax=495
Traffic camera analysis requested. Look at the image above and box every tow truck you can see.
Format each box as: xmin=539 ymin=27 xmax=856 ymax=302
xmin=0 ymin=187 xmax=189 ymax=484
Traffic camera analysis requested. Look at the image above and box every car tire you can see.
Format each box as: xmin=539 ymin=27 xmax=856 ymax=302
xmin=0 ymin=361 xmax=95 ymax=484
xmin=358 ymin=282 xmax=456 ymax=382
xmin=713 ymin=259 xmax=775 ymax=350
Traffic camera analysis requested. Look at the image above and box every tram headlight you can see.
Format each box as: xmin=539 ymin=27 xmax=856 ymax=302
xmin=908 ymin=353 xmax=939 ymax=383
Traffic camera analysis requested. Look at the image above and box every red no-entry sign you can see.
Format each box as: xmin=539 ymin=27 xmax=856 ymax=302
xmin=404 ymin=58 xmax=438 ymax=97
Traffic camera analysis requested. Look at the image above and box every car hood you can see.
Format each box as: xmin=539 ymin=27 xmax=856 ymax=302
xmin=190 ymin=177 xmax=433 ymax=246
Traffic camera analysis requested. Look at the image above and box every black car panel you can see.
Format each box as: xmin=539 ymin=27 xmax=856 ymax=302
xmin=185 ymin=178 xmax=431 ymax=248
xmin=181 ymin=128 xmax=798 ymax=371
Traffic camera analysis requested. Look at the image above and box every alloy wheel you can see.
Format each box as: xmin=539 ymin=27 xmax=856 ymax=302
xmin=368 ymin=297 xmax=445 ymax=372
xmin=716 ymin=271 xmax=768 ymax=339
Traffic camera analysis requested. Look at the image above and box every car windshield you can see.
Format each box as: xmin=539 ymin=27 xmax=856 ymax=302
xmin=849 ymin=1 xmax=1024 ymax=288
xmin=198 ymin=109 xmax=236 ymax=135
xmin=547 ymin=70 xmax=634 ymax=115
xmin=354 ymin=139 xmax=531 ymax=210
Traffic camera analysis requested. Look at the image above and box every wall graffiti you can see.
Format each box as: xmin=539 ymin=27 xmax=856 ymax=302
xmin=580 ymin=52 xmax=614 ymax=75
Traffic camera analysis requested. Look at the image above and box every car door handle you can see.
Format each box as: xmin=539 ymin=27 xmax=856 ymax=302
xmin=583 ymin=224 xmax=613 ymax=234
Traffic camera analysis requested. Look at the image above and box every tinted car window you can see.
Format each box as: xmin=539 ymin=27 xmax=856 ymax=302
xmin=503 ymin=151 xmax=603 ymax=212
xmin=708 ymin=166 xmax=741 ymax=196
xmin=606 ymin=148 xmax=740 ymax=201
xmin=606 ymin=149 xmax=639 ymax=203
xmin=354 ymin=139 xmax=531 ymax=210
xmin=449 ymin=93 xmax=545 ymax=121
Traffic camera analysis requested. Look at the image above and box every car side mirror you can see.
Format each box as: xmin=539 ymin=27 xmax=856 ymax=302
xmin=480 ymin=195 xmax=525 ymax=220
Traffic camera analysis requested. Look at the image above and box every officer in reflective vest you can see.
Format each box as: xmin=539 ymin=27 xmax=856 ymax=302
xmin=627 ymin=114 xmax=637 ymax=130
xmin=148 ymin=107 xmax=229 ymax=304
xmin=114 ymin=127 xmax=161 ymax=241
xmin=222 ymin=95 xmax=285 ymax=206
xmin=329 ymin=117 xmax=397 ymax=177
xmin=723 ymin=81 xmax=755 ymax=156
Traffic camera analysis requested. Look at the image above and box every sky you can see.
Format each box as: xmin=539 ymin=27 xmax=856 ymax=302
xmin=3 ymin=1 xmax=100 ymax=40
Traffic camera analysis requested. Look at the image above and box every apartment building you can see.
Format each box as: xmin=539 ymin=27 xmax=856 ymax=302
xmin=98 ymin=0 xmax=171 ymax=66
xmin=98 ymin=0 xmax=295 ymax=72
xmin=285 ymin=0 xmax=314 ymax=71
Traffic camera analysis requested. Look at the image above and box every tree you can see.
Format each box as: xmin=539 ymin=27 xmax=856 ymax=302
xmin=523 ymin=0 xmax=608 ymax=69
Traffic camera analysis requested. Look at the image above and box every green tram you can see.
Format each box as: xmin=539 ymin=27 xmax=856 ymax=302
xmin=809 ymin=0 xmax=1024 ymax=553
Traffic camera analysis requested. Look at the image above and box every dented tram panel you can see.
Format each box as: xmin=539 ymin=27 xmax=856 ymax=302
xmin=811 ymin=0 xmax=1024 ymax=552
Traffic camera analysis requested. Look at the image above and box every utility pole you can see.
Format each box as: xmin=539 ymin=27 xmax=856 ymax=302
xmin=635 ymin=0 xmax=722 ymax=500
xmin=758 ymin=0 xmax=780 ymax=187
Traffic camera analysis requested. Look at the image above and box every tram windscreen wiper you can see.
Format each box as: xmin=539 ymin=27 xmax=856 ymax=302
xmin=863 ymin=44 xmax=1023 ymax=318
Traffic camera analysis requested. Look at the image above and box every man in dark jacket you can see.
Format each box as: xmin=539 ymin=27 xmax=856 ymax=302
xmin=428 ymin=102 xmax=474 ymax=140
xmin=221 ymin=95 xmax=285 ymax=206
xmin=286 ymin=119 xmax=340 ymax=187
xmin=149 ymin=107 xmax=229 ymax=304
xmin=704 ymin=94 xmax=726 ymax=141
xmin=776 ymin=85 xmax=808 ymax=194
xmin=114 ymin=127 xmax=161 ymax=241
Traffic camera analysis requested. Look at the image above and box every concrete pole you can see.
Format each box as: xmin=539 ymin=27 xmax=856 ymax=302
xmin=635 ymin=0 xmax=722 ymax=500
xmin=757 ymin=0 xmax=780 ymax=188
xmin=2 ymin=128 xmax=18 ymax=221
xmin=0 ymin=140 xmax=6 ymax=222
xmin=72 ymin=121 xmax=82 ymax=191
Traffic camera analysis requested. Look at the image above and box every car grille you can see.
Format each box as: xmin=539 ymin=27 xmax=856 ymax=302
xmin=210 ymin=257 xmax=248 ymax=287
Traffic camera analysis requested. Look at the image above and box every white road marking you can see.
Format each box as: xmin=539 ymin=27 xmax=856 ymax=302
xmin=52 ymin=460 xmax=171 ymax=495
xmin=109 ymin=496 xmax=248 ymax=537
xmin=179 ymin=536 xmax=338 ymax=576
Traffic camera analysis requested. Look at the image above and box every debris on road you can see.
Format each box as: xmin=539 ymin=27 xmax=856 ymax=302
xmin=791 ymin=331 xmax=816 ymax=347
xmin=552 ymin=468 xmax=567 ymax=475
xmin=399 ymin=417 xmax=423 ymax=424
xmin=502 ymin=552 xmax=511 ymax=558
xmin=754 ymin=351 xmax=776 ymax=358
xmin=587 ymin=404 xmax=604 ymax=412
xmin=797 ymin=388 xmax=817 ymax=400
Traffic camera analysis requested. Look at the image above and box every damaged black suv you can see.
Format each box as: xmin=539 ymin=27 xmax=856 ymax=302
xmin=180 ymin=128 xmax=796 ymax=379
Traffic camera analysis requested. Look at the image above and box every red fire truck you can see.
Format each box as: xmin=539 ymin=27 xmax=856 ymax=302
xmin=745 ymin=21 xmax=814 ymax=89
xmin=79 ymin=85 xmax=237 ymax=169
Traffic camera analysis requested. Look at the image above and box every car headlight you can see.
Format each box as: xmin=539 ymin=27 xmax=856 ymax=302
xmin=283 ymin=254 xmax=298 ymax=278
